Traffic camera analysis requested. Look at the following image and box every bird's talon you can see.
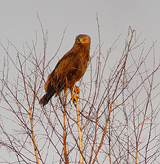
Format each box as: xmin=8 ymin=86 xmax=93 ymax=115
xmin=71 ymin=85 xmax=80 ymax=103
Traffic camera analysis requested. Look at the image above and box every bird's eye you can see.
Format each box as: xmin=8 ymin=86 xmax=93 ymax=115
xmin=83 ymin=39 xmax=86 ymax=42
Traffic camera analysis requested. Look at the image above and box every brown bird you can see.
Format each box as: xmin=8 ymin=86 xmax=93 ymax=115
xmin=39 ymin=34 xmax=91 ymax=106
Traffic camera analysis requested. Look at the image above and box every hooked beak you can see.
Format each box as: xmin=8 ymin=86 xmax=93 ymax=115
xmin=78 ymin=38 xmax=82 ymax=44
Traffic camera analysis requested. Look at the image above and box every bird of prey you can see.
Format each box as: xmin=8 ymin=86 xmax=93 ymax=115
xmin=39 ymin=34 xmax=91 ymax=106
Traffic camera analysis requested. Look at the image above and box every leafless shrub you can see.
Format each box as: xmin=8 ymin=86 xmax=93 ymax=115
xmin=0 ymin=19 xmax=160 ymax=164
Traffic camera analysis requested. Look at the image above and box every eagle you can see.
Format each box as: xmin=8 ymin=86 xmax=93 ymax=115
xmin=39 ymin=34 xmax=91 ymax=106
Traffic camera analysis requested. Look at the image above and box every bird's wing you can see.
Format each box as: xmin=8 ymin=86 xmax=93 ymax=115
xmin=53 ymin=48 xmax=80 ymax=76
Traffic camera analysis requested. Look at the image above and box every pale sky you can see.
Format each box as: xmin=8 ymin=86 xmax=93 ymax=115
xmin=1 ymin=1 xmax=160 ymax=53
xmin=1 ymin=1 xmax=160 ymax=72
xmin=0 ymin=1 xmax=160 ymax=163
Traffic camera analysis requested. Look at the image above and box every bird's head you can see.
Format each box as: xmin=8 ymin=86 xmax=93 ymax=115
xmin=75 ymin=34 xmax=91 ymax=45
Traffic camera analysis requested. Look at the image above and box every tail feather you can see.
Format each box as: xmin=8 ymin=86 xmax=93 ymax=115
xmin=39 ymin=92 xmax=55 ymax=106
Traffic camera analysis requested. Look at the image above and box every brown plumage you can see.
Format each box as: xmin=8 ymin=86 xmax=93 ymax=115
xmin=39 ymin=34 xmax=91 ymax=106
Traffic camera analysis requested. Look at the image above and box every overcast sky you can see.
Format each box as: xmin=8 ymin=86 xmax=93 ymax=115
xmin=0 ymin=1 xmax=160 ymax=55
xmin=1 ymin=1 xmax=160 ymax=90
xmin=0 ymin=0 xmax=159 ymax=80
